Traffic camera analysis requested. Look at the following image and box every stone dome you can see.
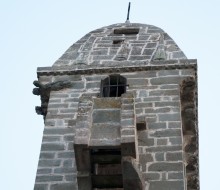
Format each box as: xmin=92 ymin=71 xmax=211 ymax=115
xmin=53 ymin=23 xmax=186 ymax=67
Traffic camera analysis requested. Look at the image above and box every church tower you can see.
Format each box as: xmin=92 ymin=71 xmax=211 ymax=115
xmin=33 ymin=22 xmax=199 ymax=190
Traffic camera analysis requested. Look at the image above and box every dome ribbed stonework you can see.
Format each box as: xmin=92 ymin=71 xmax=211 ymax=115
xmin=53 ymin=23 xmax=186 ymax=67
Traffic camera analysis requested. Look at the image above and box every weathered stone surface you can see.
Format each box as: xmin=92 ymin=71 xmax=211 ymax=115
xmin=149 ymin=180 xmax=184 ymax=190
xmin=34 ymin=184 xmax=48 ymax=190
xmin=166 ymin=152 xmax=183 ymax=161
xmin=150 ymin=129 xmax=181 ymax=137
xmin=50 ymin=183 xmax=77 ymax=190
xmin=36 ymin=175 xmax=63 ymax=182
xmin=93 ymin=110 xmax=120 ymax=123
xmin=41 ymin=143 xmax=65 ymax=151
xmin=39 ymin=160 xmax=61 ymax=167
xmin=148 ymin=162 xmax=183 ymax=171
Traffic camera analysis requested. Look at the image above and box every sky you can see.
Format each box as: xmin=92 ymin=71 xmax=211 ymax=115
xmin=0 ymin=0 xmax=219 ymax=189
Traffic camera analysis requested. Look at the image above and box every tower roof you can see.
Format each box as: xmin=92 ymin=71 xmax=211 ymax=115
xmin=53 ymin=23 xmax=186 ymax=67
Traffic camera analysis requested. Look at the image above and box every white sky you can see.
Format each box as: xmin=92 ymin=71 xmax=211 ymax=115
xmin=0 ymin=0 xmax=219 ymax=189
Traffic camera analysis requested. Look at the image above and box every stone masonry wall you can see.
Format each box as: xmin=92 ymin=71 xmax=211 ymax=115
xmin=34 ymin=67 xmax=195 ymax=190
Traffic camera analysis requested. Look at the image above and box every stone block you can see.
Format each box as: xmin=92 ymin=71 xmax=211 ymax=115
xmin=63 ymin=159 xmax=73 ymax=167
xmin=145 ymin=145 xmax=182 ymax=153
xmin=148 ymin=162 xmax=183 ymax=172
xmin=166 ymin=152 xmax=183 ymax=161
xmin=37 ymin=168 xmax=52 ymax=175
xmin=42 ymin=136 xmax=61 ymax=142
xmin=158 ymin=113 xmax=180 ymax=122
xmin=168 ymin=122 xmax=181 ymax=128
xmin=40 ymin=152 xmax=55 ymax=159
xmin=155 ymin=101 xmax=179 ymax=107
xmin=150 ymin=129 xmax=181 ymax=138
xmin=34 ymin=184 xmax=48 ymax=190
xmin=65 ymin=174 xmax=77 ymax=181
xmin=54 ymin=167 xmax=76 ymax=174
xmin=44 ymin=128 xmax=73 ymax=135
xmin=137 ymin=131 xmax=154 ymax=146
xmin=168 ymin=172 xmax=184 ymax=179
xmin=157 ymin=138 xmax=168 ymax=146
xmin=150 ymin=76 xmax=185 ymax=85
xmin=93 ymin=110 xmax=120 ymax=123
xmin=158 ymin=70 xmax=179 ymax=76
xmin=50 ymin=183 xmax=77 ymax=190
xmin=135 ymin=102 xmax=153 ymax=108
xmin=47 ymin=103 xmax=68 ymax=109
xmin=155 ymin=152 xmax=164 ymax=161
xmin=93 ymin=98 xmax=121 ymax=109
xmin=143 ymin=48 xmax=155 ymax=55
xmin=148 ymin=122 xmax=166 ymax=130
xmin=149 ymin=89 xmax=179 ymax=96
xmin=39 ymin=160 xmax=61 ymax=167
xmin=35 ymin=175 xmax=63 ymax=182
xmin=143 ymin=173 xmax=160 ymax=181
xmin=149 ymin=180 xmax=184 ymax=190
xmin=58 ymin=152 xmax=75 ymax=158
xmin=169 ymin=137 xmax=182 ymax=145
xmin=41 ymin=143 xmax=65 ymax=151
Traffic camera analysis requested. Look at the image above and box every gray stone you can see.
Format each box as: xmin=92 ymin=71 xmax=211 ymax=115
xmin=148 ymin=162 xmax=183 ymax=171
xmin=166 ymin=152 xmax=183 ymax=161
xmin=148 ymin=122 xmax=166 ymax=130
xmin=58 ymin=152 xmax=75 ymax=158
xmin=37 ymin=168 xmax=52 ymax=175
xmin=47 ymin=103 xmax=68 ymax=109
xmin=64 ymin=135 xmax=74 ymax=141
xmin=157 ymin=138 xmax=168 ymax=146
xmin=149 ymin=180 xmax=184 ymax=190
xmin=150 ymin=77 xmax=182 ymax=87
xmin=150 ymin=129 xmax=181 ymax=137
xmin=39 ymin=160 xmax=61 ymax=167
xmin=36 ymin=175 xmax=63 ymax=182
xmin=155 ymin=152 xmax=164 ymax=161
xmin=42 ymin=136 xmax=61 ymax=142
xmin=50 ymin=183 xmax=77 ymax=190
xmin=143 ymin=173 xmax=160 ymax=181
xmin=44 ymin=128 xmax=73 ymax=135
xmin=41 ymin=143 xmax=65 ymax=151
xmin=158 ymin=70 xmax=179 ymax=76
xmin=168 ymin=172 xmax=184 ymax=179
xmin=34 ymin=184 xmax=48 ymax=190
xmin=92 ymin=110 xmax=120 ymax=123
xmin=143 ymin=48 xmax=155 ymax=55
xmin=145 ymin=145 xmax=182 ymax=153
xmin=158 ymin=113 xmax=180 ymax=121
xmin=63 ymin=159 xmax=73 ymax=167
xmin=155 ymin=101 xmax=179 ymax=107
xmin=149 ymin=89 xmax=179 ymax=96
xmin=169 ymin=137 xmax=182 ymax=145
xmin=138 ymin=131 xmax=154 ymax=146
xmin=40 ymin=152 xmax=55 ymax=159
xmin=54 ymin=167 xmax=76 ymax=174
xmin=168 ymin=122 xmax=181 ymax=128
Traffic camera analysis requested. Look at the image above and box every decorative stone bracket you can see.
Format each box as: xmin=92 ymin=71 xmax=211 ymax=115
xmin=32 ymin=80 xmax=72 ymax=117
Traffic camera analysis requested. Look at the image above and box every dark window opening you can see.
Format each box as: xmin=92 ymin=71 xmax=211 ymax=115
xmin=90 ymin=148 xmax=123 ymax=188
xmin=114 ymin=28 xmax=139 ymax=35
xmin=113 ymin=39 xmax=124 ymax=44
xmin=101 ymin=75 xmax=127 ymax=97
xmin=136 ymin=122 xmax=146 ymax=131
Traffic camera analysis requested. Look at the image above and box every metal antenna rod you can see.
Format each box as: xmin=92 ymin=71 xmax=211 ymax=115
xmin=126 ymin=2 xmax=131 ymax=21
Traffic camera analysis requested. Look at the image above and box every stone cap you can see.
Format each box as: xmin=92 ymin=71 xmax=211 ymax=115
xmin=51 ymin=23 xmax=187 ymax=67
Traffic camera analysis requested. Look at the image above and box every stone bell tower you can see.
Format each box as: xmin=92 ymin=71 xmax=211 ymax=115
xmin=33 ymin=22 xmax=199 ymax=190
